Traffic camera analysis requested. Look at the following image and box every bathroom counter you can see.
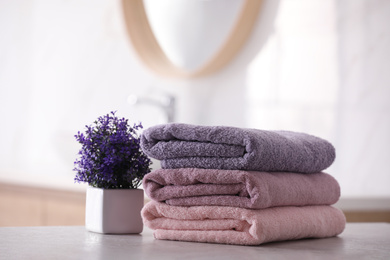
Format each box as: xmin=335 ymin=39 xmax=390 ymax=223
xmin=0 ymin=170 xmax=87 ymax=192
xmin=1 ymin=223 xmax=389 ymax=259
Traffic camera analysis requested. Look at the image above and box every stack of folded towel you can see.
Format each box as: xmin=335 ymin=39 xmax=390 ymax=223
xmin=140 ymin=123 xmax=346 ymax=246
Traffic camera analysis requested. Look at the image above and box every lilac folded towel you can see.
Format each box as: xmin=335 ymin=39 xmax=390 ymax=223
xmin=143 ymin=168 xmax=340 ymax=209
xmin=142 ymin=201 xmax=346 ymax=246
xmin=140 ymin=123 xmax=336 ymax=173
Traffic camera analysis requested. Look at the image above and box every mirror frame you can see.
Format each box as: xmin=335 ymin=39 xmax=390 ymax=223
xmin=121 ymin=0 xmax=262 ymax=78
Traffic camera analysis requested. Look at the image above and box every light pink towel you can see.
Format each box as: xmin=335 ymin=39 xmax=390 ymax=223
xmin=142 ymin=201 xmax=346 ymax=246
xmin=143 ymin=168 xmax=340 ymax=209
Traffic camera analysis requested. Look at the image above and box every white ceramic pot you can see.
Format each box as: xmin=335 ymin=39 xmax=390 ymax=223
xmin=85 ymin=186 xmax=144 ymax=234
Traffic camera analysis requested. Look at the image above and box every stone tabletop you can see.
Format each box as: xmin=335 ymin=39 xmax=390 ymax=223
xmin=1 ymin=223 xmax=389 ymax=260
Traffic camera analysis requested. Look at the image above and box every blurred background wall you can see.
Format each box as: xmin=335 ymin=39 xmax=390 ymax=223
xmin=0 ymin=0 xmax=389 ymax=225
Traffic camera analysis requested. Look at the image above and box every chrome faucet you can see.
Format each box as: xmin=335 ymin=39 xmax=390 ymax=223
xmin=127 ymin=93 xmax=176 ymax=123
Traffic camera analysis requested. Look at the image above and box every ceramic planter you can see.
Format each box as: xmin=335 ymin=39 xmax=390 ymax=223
xmin=85 ymin=186 xmax=144 ymax=234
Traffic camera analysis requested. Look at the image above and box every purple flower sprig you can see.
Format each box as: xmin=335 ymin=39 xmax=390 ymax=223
xmin=73 ymin=111 xmax=152 ymax=189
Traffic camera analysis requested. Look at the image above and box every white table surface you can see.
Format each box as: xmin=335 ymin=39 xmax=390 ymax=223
xmin=1 ymin=223 xmax=389 ymax=260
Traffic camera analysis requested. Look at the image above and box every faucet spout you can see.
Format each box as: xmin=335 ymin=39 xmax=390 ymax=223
xmin=128 ymin=94 xmax=176 ymax=123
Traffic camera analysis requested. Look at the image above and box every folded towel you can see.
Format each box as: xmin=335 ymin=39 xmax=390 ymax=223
xmin=140 ymin=123 xmax=336 ymax=173
xmin=142 ymin=201 xmax=346 ymax=246
xmin=143 ymin=168 xmax=340 ymax=209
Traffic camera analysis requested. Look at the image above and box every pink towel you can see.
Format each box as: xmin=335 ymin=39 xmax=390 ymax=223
xmin=142 ymin=201 xmax=346 ymax=246
xmin=143 ymin=168 xmax=340 ymax=209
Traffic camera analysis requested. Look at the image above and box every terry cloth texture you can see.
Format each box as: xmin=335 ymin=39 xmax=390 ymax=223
xmin=143 ymin=168 xmax=340 ymax=209
xmin=140 ymin=123 xmax=336 ymax=173
xmin=142 ymin=201 xmax=346 ymax=246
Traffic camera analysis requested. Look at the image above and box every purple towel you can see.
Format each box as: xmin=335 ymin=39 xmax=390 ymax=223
xmin=143 ymin=168 xmax=340 ymax=209
xmin=140 ymin=123 xmax=336 ymax=173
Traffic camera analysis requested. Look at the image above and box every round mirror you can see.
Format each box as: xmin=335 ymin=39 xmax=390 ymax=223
xmin=121 ymin=0 xmax=262 ymax=78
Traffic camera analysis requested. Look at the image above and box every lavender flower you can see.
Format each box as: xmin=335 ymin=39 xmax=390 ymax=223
xmin=73 ymin=111 xmax=152 ymax=189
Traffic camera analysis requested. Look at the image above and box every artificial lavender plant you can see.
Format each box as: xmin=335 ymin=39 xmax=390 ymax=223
xmin=73 ymin=111 xmax=152 ymax=189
